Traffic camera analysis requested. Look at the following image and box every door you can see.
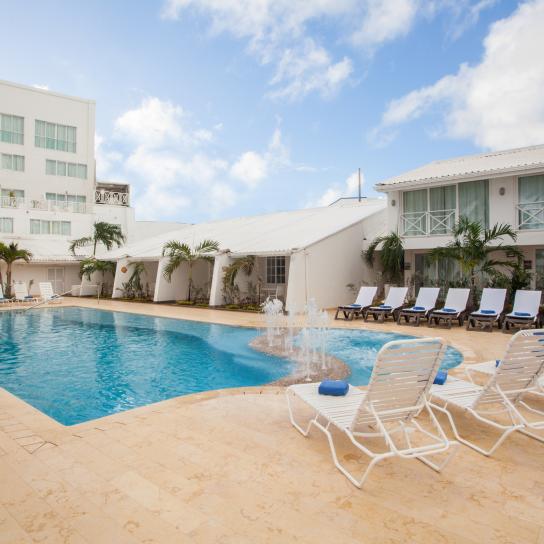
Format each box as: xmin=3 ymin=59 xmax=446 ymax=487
xmin=47 ymin=268 xmax=65 ymax=294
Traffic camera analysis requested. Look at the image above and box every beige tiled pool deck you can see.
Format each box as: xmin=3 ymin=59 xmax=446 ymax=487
xmin=0 ymin=299 xmax=543 ymax=543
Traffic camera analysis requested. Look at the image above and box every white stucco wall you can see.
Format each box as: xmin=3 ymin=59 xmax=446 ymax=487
xmin=8 ymin=262 xmax=81 ymax=296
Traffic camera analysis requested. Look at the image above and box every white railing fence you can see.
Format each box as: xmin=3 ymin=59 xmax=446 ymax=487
xmin=517 ymin=201 xmax=544 ymax=230
xmin=400 ymin=209 xmax=456 ymax=236
xmin=95 ymin=190 xmax=129 ymax=206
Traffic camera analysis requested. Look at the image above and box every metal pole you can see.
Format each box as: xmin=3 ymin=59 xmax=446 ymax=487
xmin=358 ymin=168 xmax=361 ymax=202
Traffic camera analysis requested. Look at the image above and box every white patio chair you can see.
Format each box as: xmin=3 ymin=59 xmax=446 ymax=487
xmin=39 ymin=282 xmax=62 ymax=304
xmin=430 ymin=329 xmax=544 ymax=456
xmin=467 ymin=288 xmax=507 ymax=331
xmin=397 ymin=287 xmax=440 ymax=326
xmin=429 ymin=288 xmax=470 ymax=328
xmin=502 ymin=290 xmax=542 ymax=331
xmin=363 ymin=287 xmax=408 ymax=322
xmin=286 ymin=337 xmax=458 ymax=489
xmin=13 ymin=282 xmax=39 ymax=304
xmin=335 ymin=286 xmax=377 ymax=321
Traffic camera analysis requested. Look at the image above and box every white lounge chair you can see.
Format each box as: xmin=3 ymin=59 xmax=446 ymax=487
xmin=467 ymin=288 xmax=507 ymax=331
xmin=430 ymin=329 xmax=544 ymax=455
xmin=335 ymin=286 xmax=377 ymax=321
xmin=397 ymin=287 xmax=440 ymax=326
xmin=0 ymin=284 xmax=14 ymax=304
xmin=13 ymin=282 xmax=39 ymax=304
xmin=502 ymin=290 xmax=542 ymax=331
xmin=39 ymin=282 xmax=62 ymax=304
xmin=286 ymin=337 xmax=458 ymax=488
xmin=363 ymin=287 xmax=408 ymax=322
xmin=429 ymin=288 xmax=470 ymax=328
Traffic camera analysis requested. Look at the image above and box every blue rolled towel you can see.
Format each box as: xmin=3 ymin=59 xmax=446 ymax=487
xmin=495 ymin=359 xmax=501 ymax=367
xmin=347 ymin=304 xmax=362 ymax=308
xmin=318 ymin=380 xmax=349 ymax=396
xmin=480 ymin=309 xmax=496 ymax=315
xmin=412 ymin=306 xmax=425 ymax=311
xmin=433 ymin=370 xmax=448 ymax=385
xmin=514 ymin=312 xmax=531 ymax=317
xmin=442 ymin=308 xmax=456 ymax=313
xmin=379 ymin=304 xmax=392 ymax=309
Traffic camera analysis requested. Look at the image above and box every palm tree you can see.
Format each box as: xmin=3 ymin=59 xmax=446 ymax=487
xmin=364 ymin=232 xmax=404 ymax=285
xmin=222 ymin=255 xmax=256 ymax=287
xmin=427 ymin=217 xmax=522 ymax=290
xmin=0 ymin=242 xmax=33 ymax=297
xmin=80 ymin=258 xmax=116 ymax=296
xmin=162 ymin=239 xmax=220 ymax=301
xmin=69 ymin=221 xmax=126 ymax=256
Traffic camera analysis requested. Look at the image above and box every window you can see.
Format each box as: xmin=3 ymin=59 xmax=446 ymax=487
xmin=1 ymin=153 xmax=24 ymax=172
xmin=518 ymin=174 xmax=544 ymax=230
xmin=1 ymin=189 xmax=24 ymax=208
xmin=46 ymin=193 xmax=86 ymax=212
xmin=30 ymin=219 xmax=71 ymax=235
xmin=429 ymin=185 xmax=456 ymax=234
xmin=45 ymin=159 xmax=87 ymax=179
xmin=0 ymin=217 xmax=13 ymax=233
xmin=0 ymin=113 xmax=24 ymax=144
xmin=414 ymin=253 xmax=460 ymax=292
xmin=266 ymin=256 xmax=286 ymax=284
xmin=458 ymin=179 xmax=489 ymax=228
xmin=35 ymin=120 xmax=76 ymax=152
xmin=402 ymin=189 xmax=428 ymax=236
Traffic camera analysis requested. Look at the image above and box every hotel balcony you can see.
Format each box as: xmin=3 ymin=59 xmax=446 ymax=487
xmin=400 ymin=209 xmax=456 ymax=236
xmin=95 ymin=182 xmax=130 ymax=207
xmin=1 ymin=196 xmax=87 ymax=214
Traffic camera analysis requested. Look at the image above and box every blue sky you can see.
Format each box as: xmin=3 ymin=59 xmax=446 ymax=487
xmin=3 ymin=0 xmax=543 ymax=222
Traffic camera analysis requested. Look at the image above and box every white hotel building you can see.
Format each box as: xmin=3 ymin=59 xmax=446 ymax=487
xmin=0 ymin=80 xmax=180 ymax=295
xmin=375 ymin=145 xmax=544 ymax=291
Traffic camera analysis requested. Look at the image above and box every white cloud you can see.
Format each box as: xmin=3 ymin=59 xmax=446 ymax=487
xmin=230 ymin=151 xmax=268 ymax=187
xmin=307 ymin=170 xmax=363 ymax=208
xmin=373 ymin=0 xmax=544 ymax=150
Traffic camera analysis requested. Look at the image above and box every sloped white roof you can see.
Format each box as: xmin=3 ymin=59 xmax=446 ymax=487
xmin=102 ymin=200 xmax=386 ymax=260
xmin=375 ymin=144 xmax=544 ymax=190
xmin=1 ymin=237 xmax=84 ymax=263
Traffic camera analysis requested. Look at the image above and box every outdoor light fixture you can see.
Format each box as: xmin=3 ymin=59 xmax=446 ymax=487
xmin=391 ymin=199 xmax=396 ymax=206
xmin=499 ymin=187 xmax=506 ymax=195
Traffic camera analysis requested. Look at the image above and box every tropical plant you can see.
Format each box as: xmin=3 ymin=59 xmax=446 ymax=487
xmin=0 ymin=242 xmax=33 ymax=297
xmin=117 ymin=262 xmax=147 ymax=299
xmin=488 ymin=260 xmax=533 ymax=303
xmin=427 ymin=218 xmax=522 ymax=291
xmin=364 ymin=232 xmax=405 ymax=285
xmin=79 ymin=258 xmax=116 ymax=296
xmin=162 ymin=239 xmax=220 ymax=301
xmin=69 ymin=221 xmax=126 ymax=256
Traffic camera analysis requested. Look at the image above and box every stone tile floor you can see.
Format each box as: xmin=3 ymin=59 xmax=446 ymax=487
xmin=0 ymin=299 xmax=542 ymax=543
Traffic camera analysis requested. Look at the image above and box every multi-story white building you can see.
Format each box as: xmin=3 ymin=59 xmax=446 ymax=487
xmin=375 ymin=145 xmax=544 ymax=290
xmin=0 ymin=80 xmax=182 ymax=295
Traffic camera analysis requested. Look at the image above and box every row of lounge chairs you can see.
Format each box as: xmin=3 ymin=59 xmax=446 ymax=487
xmin=0 ymin=282 xmax=62 ymax=305
xmin=286 ymin=328 xmax=544 ymax=488
xmin=335 ymin=286 xmax=543 ymax=331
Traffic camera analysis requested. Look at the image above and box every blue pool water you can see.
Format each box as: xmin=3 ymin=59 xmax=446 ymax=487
xmin=321 ymin=329 xmax=463 ymax=385
xmin=0 ymin=307 xmax=292 ymax=425
xmin=0 ymin=308 xmax=463 ymax=426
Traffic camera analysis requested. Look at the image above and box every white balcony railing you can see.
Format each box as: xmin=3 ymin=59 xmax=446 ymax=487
xmin=95 ymin=190 xmax=129 ymax=206
xmin=1 ymin=197 xmax=86 ymax=213
xmin=517 ymin=201 xmax=544 ymax=230
xmin=400 ymin=209 xmax=456 ymax=236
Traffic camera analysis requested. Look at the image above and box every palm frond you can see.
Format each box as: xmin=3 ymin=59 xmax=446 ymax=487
xmin=69 ymin=237 xmax=93 ymax=255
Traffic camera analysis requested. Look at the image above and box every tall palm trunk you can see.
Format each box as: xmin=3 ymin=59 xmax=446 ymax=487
xmin=187 ymin=262 xmax=193 ymax=301
xmin=5 ymin=263 xmax=13 ymax=297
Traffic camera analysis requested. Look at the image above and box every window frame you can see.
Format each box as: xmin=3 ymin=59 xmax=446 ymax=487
xmin=266 ymin=256 xmax=286 ymax=284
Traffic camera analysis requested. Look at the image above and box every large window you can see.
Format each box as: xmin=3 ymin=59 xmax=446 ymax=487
xmin=0 ymin=113 xmax=24 ymax=145
xmin=35 ymin=120 xmax=76 ymax=152
xmin=402 ymin=185 xmax=457 ymax=235
xmin=45 ymin=159 xmax=87 ymax=179
xmin=1 ymin=189 xmax=24 ymax=208
xmin=1 ymin=153 xmax=24 ymax=172
xmin=458 ymin=179 xmax=489 ymax=227
xmin=0 ymin=217 xmax=13 ymax=233
xmin=30 ymin=219 xmax=71 ymax=235
xmin=266 ymin=256 xmax=286 ymax=284
xmin=46 ymin=193 xmax=86 ymax=212
xmin=518 ymin=174 xmax=544 ymax=230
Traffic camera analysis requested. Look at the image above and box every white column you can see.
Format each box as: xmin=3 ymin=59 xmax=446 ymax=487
xmin=208 ymin=252 xmax=232 ymax=306
xmin=111 ymin=258 xmax=129 ymax=298
xmin=285 ymin=251 xmax=307 ymax=313
xmin=154 ymin=257 xmax=188 ymax=302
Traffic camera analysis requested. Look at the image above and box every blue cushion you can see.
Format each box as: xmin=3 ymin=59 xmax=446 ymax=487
xmin=347 ymin=304 xmax=362 ymax=308
xmin=433 ymin=371 xmax=448 ymax=385
xmin=411 ymin=306 xmax=425 ymax=311
xmin=495 ymin=359 xmax=501 ymax=367
xmin=318 ymin=380 xmax=349 ymax=396
xmin=442 ymin=307 xmax=457 ymax=313
xmin=379 ymin=304 xmax=392 ymax=309
xmin=479 ymin=309 xmax=496 ymax=315
xmin=514 ymin=312 xmax=531 ymax=317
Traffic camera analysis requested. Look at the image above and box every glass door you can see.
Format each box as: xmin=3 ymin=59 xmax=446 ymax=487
xmin=47 ymin=268 xmax=65 ymax=294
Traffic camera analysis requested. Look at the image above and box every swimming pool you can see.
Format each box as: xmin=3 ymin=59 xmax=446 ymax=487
xmin=0 ymin=307 xmax=292 ymax=425
xmin=0 ymin=307 xmax=463 ymax=426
